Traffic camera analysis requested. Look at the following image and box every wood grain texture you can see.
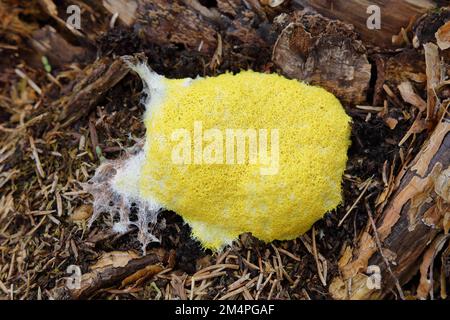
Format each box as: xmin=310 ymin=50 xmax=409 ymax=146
xmin=293 ymin=0 xmax=437 ymax=47
xmin=331 ymin=116 xmax=450 ymax=299
xmin=54 ymin=57 xmax=129 ymax=127
xmin=100 ymin=0 xmax=277 ymax=55
xmin=272 ymin=10 xmax=371 ymax=105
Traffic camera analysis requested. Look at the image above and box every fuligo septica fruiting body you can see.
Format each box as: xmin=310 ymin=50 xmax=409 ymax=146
xmin=85 ymin=59 xmax=351 ymax=252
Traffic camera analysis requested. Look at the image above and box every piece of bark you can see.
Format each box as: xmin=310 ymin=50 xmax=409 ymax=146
xmin=436 ymin=21 xmax=450 ymax=50
xmin=52 ymin=56 xmax=129 ymax=127
xmin=398 ymin=81 xmax=427 ymax=112
xmin=272 ymin=10 xmax=371 ymax=105
xmin=120 ymin=264 xmax=164 ymax=288
xmin=416 ymin=234 xmax=450 ymax=299
xmin=330 ymin=114 xmax=450 ymax=299
xmin=293 ymin=0 xmax=438 ymax=48
xmin=69 ymin=249 xmax=167 ymax=299
xmin=424 ymin=43 xmax=443 ymax=124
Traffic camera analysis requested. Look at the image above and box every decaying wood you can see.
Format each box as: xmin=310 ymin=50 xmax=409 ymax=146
xmin=413 ymin=7 xmax=450 ymax=49
xmin=372 ymin=49 xmax=426 ymax=107
xmin=50 ymin=57 xmax=129 ymax=128
xmin=294 ymin=0 xmax=438 ymax=48
xmin=416 ymin=234 xmax=450 ymax=299
xmin=67 ymin=250 xmax=168 ymax=299
xmin=398 ymin=81 xmax=427 ymax=112
xmin=97 ymin=0 xmax=277 ymax=55
xmin=272 ymin=10 xmax=371 ymax=105
xmin=424 ymin=43 xmax=442 ymax=123
xmin=330 ymin=110 xmax=450 ymax=299
xmin=331 ymin=11 xmax=450 ymax=297
xmin=413 ymin=8 xmax=450 ymax=66
xmin=436 ymin=21 xmax=450 ymax=50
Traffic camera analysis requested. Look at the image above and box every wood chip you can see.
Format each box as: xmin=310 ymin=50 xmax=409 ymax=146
xmin=424 ymin=42 xmax=441 ymax=121
xmin=398 ymin=81 xmax=427 ymax=111
xmin=435 ymin=21 xmax=450 ymax=50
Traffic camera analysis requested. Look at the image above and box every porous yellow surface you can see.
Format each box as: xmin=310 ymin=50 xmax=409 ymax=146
xmin=117 ymin=69 xmax=351 ymax=250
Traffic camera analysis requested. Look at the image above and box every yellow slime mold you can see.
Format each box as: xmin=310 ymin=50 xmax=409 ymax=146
xmin=88 ymin=61 xmax=351 ymax=251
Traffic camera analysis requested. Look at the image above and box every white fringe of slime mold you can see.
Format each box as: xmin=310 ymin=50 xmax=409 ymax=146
xmin=83 ymin=59 xmax=182 ymax=254
xmin=83 ymin=156 xmax=163 ymax=254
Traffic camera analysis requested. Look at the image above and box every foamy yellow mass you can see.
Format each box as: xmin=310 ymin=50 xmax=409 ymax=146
xmin=112 ymin=63 xmax=351 ymax=250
